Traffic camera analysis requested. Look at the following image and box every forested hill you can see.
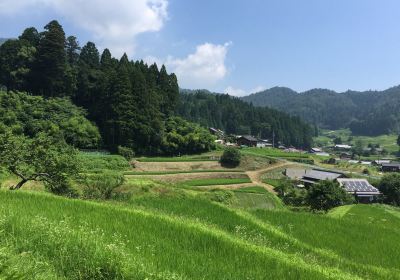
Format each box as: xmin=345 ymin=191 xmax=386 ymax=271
xmin=0 ymin=38 xmax=9 ymax=45
xmin=179 ymin=90 xmax=314 ymax=148
xmin=241 ymin=86 xmax=400 ymax=136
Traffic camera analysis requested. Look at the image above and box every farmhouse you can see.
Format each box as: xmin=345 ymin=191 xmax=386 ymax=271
xmin=337 ymin=178 xmax=380 ymax=203
xmin=381 ymin=163 xmax=400 ymax=173
xmin=237 ymin=135 xmax=258 ymax=147
xmin=285 ymin=168 xmax=344 ymax=186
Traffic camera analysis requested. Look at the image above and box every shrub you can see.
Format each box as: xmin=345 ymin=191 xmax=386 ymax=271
xmin=117 ymin=146 xmax=135 ymax=161
xmin=220 ymin=147 xmax=241 ymax=167
xmin=378 ymin=173 xmax=400 ymax=206
xmin=306 ymin=180 xmax=353 ymax=212
xmin=82 ymin=171 xmax=125 ymax=199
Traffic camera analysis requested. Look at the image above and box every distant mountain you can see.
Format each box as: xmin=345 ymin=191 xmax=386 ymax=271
xmin=242 ymin=86 xmax=400 ymax=136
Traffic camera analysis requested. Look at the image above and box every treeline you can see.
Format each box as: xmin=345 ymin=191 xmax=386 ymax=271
xmin=0 ymin=20 xmax=214 ymax=155
xmin=178 ymin=90 xmax=314 ymax=148
xmin=242 ymin=86 xmax=400 ymax=136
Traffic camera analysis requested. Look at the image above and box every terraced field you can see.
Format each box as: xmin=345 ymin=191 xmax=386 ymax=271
xmin=1 ymin=191 xmax=399 ymax=279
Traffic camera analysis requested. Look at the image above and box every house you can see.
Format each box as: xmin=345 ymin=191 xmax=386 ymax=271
xmin=381 ymin=163 xmax=400 ymax=173
xmin=237 ymin=135 xmax=258 ymax=147
xmin=285 ymin=168 xmax=344 ymax=186
xmin=310 ymin=148 xmax=323 ymax=153
xmin=372 ymin=160 xmax=391 ymax=166
xmin=209 ymin=127 xmax=224 ymax=137
xmin=335 ymin=144 xmax=352 ymax=151
xmin=337 ymin=178 xmax=380 ymax=203
xmin=340 ymin=152 xmax=352 ymax=160
xmin=257 ymin=139 xmax=272 ymax=148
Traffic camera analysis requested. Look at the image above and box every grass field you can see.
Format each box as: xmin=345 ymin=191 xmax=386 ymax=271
xmin=241 ymin=147 xmax=310 ymax=159
xmin=182 ymin=177 xmax=251 ymax=186
xmin=1 ymin=190 xmax=400 ymax=279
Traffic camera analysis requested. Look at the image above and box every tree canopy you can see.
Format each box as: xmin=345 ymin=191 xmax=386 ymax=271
xmin=378 ymin=173 xmax=400 ymax=206
xmin=0 ymin=129 xmax=79 ymax=194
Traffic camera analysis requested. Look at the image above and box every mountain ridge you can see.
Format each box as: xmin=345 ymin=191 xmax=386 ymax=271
xmin=241 ymin=85 xmax=400 ymax=135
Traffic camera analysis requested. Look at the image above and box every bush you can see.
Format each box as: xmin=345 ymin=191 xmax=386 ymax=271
xmin=378 ymin=173 xmax=400 ymax=206
xmin=82 ymin=171 xmax=125 ymax=199
xmin=117 ymin=146 xmax=135 ymax=161
xmin=306 ymin=180 xmax=353 ymax=212
xmin=220 ymin=147 xmax=241 ymax=167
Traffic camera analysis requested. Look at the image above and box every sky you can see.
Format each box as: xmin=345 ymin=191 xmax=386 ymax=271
xmin=1 ymin=0 xmax=400 ymax=96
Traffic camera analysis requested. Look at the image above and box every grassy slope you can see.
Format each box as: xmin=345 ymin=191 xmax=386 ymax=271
xmin=0 ymin=191 xmax=399 ymax=279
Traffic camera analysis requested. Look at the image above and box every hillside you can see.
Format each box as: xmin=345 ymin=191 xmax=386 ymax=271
xmin=242 ymin=86 xmax=400 ymax=136
xmin=1 ymin=190 xmax=399 ymax=279
xmin=179 ymin=90 xmax=314 ymax=148
xmin=0 ymin=38 xmax=9 ymax=45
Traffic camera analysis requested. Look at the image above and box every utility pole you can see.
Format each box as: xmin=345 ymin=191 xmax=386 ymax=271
xmin=272 ymin=130 xmax=275 ymax=148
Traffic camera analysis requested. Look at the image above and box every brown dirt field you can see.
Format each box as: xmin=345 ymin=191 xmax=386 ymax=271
xmin=126 ymin=172 xmax=248 ymax=183
xmin=132 ymin=161 xmax=228 ymax=172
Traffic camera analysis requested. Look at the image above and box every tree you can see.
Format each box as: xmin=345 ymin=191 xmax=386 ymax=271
xmin=306 ymin=180 xmax=353 ymax=212
xmin=220 ymin=147 xmax=241 ymax=167
xmin=378 ymin=173 xmax=400 ymax=206
xmin=0 ymin=129 xmax=79 ymax=195
xmin=333 ymin=137 xmax=342 ymax=145
xmin=397 ymin=135 xmax=400 ymax=149
xmin=352 ymin=139 xmax=363 ymax=159
xmin=32 ymin=20 xmax=67 ymax=97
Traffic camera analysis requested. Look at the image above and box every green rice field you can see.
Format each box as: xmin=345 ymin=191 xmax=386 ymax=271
xmin=0 ymin=190 xmax=399 ymax=279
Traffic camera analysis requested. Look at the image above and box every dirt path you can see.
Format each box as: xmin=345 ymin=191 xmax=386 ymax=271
xmin=245 ymin=162 xmax=294 ymax=193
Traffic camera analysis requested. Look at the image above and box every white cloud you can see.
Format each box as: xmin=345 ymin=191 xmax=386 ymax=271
xmin=224 ymin=85 xmax=266 ymax=97
xmin=164 ymin=42 xmax=230 ymax=88
xmin=145 ymin=42 xmax=231 ymax=89
xmin=0 ymin=0 xmax=168 ymax=56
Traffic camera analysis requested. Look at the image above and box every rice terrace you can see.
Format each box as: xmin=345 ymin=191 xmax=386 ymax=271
xmin=2 ymin=2 xmax=400 ymax=280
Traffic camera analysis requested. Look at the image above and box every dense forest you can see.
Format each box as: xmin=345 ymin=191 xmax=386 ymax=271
xmin=242 ymin=86 xmax=400 ymax=136
xmin=0 ymin=20 xmax=217 ymax=155
xmin=0 ymin=20 xmax=314 ymax=153
xmin=179 ymin=90 xmax=314 ymax=148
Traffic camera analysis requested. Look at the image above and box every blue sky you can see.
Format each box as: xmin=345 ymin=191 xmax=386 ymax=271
xmin=1 ymin=0 xmax=400 ymax=95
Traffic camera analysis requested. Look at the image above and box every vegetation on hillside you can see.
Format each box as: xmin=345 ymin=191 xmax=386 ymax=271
xmin=242 ymin=86 xmax=400 ymax=136
xmin=179 ymin=90 xmax=314 ymax=148
xmin=0 ymin=21 xmax=214 ymax=156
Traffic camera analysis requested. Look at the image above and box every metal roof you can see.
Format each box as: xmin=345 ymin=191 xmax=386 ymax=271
xmin=303 ymin=170 xmax=343 ymax=181
xmin=337 ymin=179 xmax=380 ymax=194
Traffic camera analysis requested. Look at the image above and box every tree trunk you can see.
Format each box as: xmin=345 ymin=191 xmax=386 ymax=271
xmin=11 ymin=178 xmax=28 ymax=190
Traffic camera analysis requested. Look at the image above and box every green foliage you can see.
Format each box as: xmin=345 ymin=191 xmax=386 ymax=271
xmin=0 ymin=129 xmax=79 ymax=195
xmin=179 ymin=90 xmax=314 ymax=148
xmin=82 ymin=171 xmax=125 ymax=199
xmin=306 ymin=181 xmax=353 ymax=212
xmin=242 ymin=86 xmax=400 ymax=136
xmin=204 ymin=189 xmax=235 ymax=204
xmin=162 ymin=116 xmax=216 ymax=155
xmin=378 ymin=173 xmax=400 ymax=206
xmin=117 ymin=146 xmax=135 ymax=161
xmin=0 ymin=91 xmax=101 ymax=148
xmin=220 ymin=147 xmax=241 ymax=167
xmin=78 ymin=153 xmax=130 ymax=173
